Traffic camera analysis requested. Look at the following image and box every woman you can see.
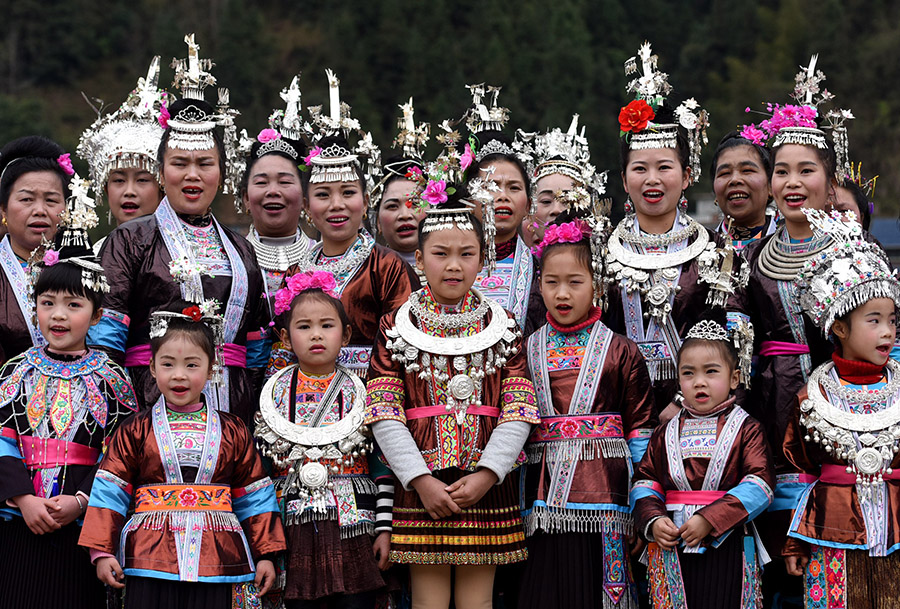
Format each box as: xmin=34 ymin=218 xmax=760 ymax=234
xmin=833 ymin=175 xmax=872 ymax=231
xmin=77 ymin=56 xmax=168 ymax=249
xmin=88 ymin=36 xmax=267 ymax=421
xmin=710 ymin=131 xmax=777 ymax=250
xmin=603 ymin=42 xmax=731 ymax=418
xmin=282 ymin=72 xmax=418 ymax=376
xmin=0 ymin=135 xmax=71 ymax=364
xmin=372 ymin=156 xmax=426 ymax=266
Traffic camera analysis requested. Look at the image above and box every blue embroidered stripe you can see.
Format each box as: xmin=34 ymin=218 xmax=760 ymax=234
xmin=0 ymin=436 xmax=23 ymax=460
xmin=627 ymin=436 xmax=650 ymax=463
xmin=88 ymin=315 xmax=129 ymax=353
xmin=123 ymin=568 xmax=255 ymax=583
xmin=232 ymin=485 xmax=279 ymax=522
xmin=88 ymin=476 xmax=132 ymax=516
xmin=630 ymin=485 xmax=664 ymax=510
xmin=525 ymin=500 xmax=630 ymax=514
xmin=726 ymin=476 xmax=773 ymax=521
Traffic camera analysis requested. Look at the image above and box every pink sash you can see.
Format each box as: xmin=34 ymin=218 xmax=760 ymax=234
xmin=405 ymin=405 xmax=501 ymax=420
xmin=759 ymin=341 xmax=810 ymax=357
xmin=665 ymin=490 xmax=727 ymax=506
xmin=819 ymin=464 xmax=900 ymax=485
xmin=125 ymin=343 xmax=247 ymax=367
xmin=20 ymin=437 xmax=100 ymax=469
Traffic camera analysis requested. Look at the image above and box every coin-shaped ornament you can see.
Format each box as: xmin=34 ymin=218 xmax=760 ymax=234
xmin=299 ymin=462 xmax=329 ymax=488
xmin=448 ymin=374 xmax=475 ymax=401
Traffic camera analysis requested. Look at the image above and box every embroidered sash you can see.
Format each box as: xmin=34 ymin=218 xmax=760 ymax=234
xmin=620 ymin=219 xmax=686 ymax=383
xmin=155 ymin=199 xmax=249 ymax=412
xmin=0 ymin=236 xmax=45 ymax=348
xmin=527 ymin=321 xmax=617 ymax=508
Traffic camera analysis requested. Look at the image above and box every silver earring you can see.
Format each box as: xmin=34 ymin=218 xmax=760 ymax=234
xmin=678 ymin=192 xmax=689 ymax=225
xmin=624 ymin=195 xmax=634 ymax=215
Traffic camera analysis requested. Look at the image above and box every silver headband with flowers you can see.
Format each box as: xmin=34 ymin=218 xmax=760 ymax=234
xmin=618 ymin=41 xmax=709 ymax=184
xmin=305 ymin=70 xmax=381 ymax=194
xmin=39 ymin=174 xmax=109 ymax=293
xmin=77 ymin=56 xmax=169 ymax=195
xmin=463 ymin=83 xmax=517 ymax=163
xmin=795 ymin=209 xmax=900 ymax=335
xmin=740 ymin=55 xmax=853 ymax=180
xmin=149 ymin=299 xmax=225 ymax=383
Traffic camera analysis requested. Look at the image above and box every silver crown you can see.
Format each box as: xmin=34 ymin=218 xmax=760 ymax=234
xmin=257 ymin=137 xmax=298 ymax=160
xmin=686 ymin=319 xmax=729 ymax=342
xmin=475 ymin=137 xmax=516 ymax=162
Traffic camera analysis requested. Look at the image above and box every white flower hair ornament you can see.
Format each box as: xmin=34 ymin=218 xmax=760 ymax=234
xmin=795 ymin=209 xmax=900 ymax=335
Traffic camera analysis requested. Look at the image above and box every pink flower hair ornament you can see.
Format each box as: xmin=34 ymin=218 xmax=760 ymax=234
xmin=56 ymin=154 xmax=74 ymax=176
xmin=257 ymin=128 xmax=281 ymax=143
xmin=532 ymin=219 xmax=592 ymax=258
xmin=158 ymin=103 xmax=170 ymax=129
xmin=740 ymin=103 xmax=818 ymax=146
xmin=304 ymin=146 xmax=323 ymax=167
xmin=422 ymin=179 xmax=449 ymax=205
xmin=273 ymin=270 xmax=339 ymax=316
xmin=42 ymin=249 xmax=60 ymax=266
xmin=459 ymin=143 xmax=475 ymax=171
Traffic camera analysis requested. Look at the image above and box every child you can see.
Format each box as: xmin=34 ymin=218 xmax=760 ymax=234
xmin=255 ymin=270 xmax=392 ymax=608
xmin=0 ymin=178 xmax=137 ymax=609
xmin=79 ymin=307 xmax=286 ymax=608
xmin=518 ymin=214 xmax=656 ymax=609
xmin=631 ymin=314 xmax=774 ymax=609
xmin=782 ymin=210 xmax=900 ymax=606
xmin=365 ymin=154 xmax=539 ymax=609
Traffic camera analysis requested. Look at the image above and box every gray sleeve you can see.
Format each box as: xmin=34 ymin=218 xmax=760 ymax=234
xmin=371 ymin=420 xmax=431 ymax=490
xmin=476 ymin=421 xmax=532 ymax=484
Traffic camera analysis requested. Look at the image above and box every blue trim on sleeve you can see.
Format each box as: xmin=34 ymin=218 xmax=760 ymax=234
xmin=245 ymin=335 xmax=272 ymax=369
xmin=786 ymin=531 xmax=867 ymax=551
xmin=727 ymin=480 xmax=772 ymax=521
xmin=232 ymin=486 xmax=279 ymax=522
xmin=627 ymin=436 xmax=650 ymax=463
xmin=770 ymin=481 xmax=812 ymax=511
xmin=0 ymin=436 xmax=23 ymax=460
xmin=87 ymin=477 xmax=132 ymax=516
xmin=88 ymin=316 xmax=128 ymax=353
xmin=629 ymin=486 xmax=664 ymax=510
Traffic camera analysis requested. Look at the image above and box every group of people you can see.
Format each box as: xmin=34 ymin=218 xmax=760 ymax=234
xmin=0 ymin=34 xmax=894 ymax=609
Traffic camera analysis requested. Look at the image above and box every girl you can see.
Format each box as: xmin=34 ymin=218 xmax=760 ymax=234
xmin=462 ymin=84 xmax=545 ymax=337
xmin=365 ymin=160 xmax=539 ymax=609
xmin=255 ymin=270 xmax=392 ymax=608
xmin=89 ymin=36 xmax=268 ymax=419
xmin=605 ymin=42 xmax=733 ymax=418
xmin=631 ymin=315 xmax=774 ymax=609
xmin=282 ymin=76 xmax=418 ymax=377
xmin=782 ymin=210 xmax=900 ymax=607
xmin=519 ymin=214 xmax=656 ymax=609
xmin=79 ymin=308 xmax=285 ymax=608
xmin=710 ymin=131 xmax=777 ymax=251
xmin=0 ymin=183 xmax=137 ymax=609
xmin=77 ymin=55 xmax=168 ymax=250
xmin=0 ymin=135 xmax=71 ymax=364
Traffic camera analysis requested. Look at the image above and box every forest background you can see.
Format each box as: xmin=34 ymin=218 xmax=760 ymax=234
xmin=2 ymin=0 xmax=898 ymax=230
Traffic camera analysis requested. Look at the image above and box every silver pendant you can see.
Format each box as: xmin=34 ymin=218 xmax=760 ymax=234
xmin=299 ymin=462 xmax=329 ymax=489
xmin=855 ymin=447 xmax=884 ymax=475
xmin=453 ymin=356 xmax=468 ymax=372
xmin=448 ymin=374 xmax=475 ymax=401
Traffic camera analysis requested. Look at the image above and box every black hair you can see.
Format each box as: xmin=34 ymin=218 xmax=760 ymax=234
xmin=838 ymin=177 xmax=872 ymax=231
xmin=0 ymin=136 xmax=71 ymax=209
xmin=619 ymin=104 xmax=690 ymax=173
xmin=374 ymin=155 xmax=423 ymax=213
xmin=239 ymin=137 xmax=306 ymax=196
xmin=709 ymin=130 xmax=773 ymax=179
xmin=676 ymin=310 xmax=739 ymax=372
xmin=276 ymin=289 xmax=352 ymax=334
xmin=33 ymin=262 xmax=103 ymax=312
xmin=149 ymin=317 xmax=216 ymax=365
xmin=538 ymin=208 xmax=593 ymax=271
xmin=156 ymin=100 xmax=227 ymax=179
xmin=300 ymin=135 xmax=366 ymax=194
xmin=416 ymin=200 xmax=485 ymax=253
xmin=467 ymin=131 xmax=532 ymax=196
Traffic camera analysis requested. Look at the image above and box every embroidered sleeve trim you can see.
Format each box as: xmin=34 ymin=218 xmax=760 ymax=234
xmin=499 ymin=377 xmax=540 ymax=424
xmin=365 ymin=376 xmax=407 ymax=424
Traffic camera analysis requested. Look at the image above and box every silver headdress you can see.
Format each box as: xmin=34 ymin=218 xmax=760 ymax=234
xmin=40 ymin=174 xmax=109 ymax=294
xmin=463 ymin=84 xmax=516 ymax=163
xmin=685 ymin=317 xmax=755 ymax=387
xmin=149 ymin=299 xmax=225 ymax=383
xmin=742 ymin=55 xmax=853 ymax=180
xmin=167 ymin=34 xmax=219 ymax=151
xmin=368 ymin=99 xmax=430 ymax=213
xmin=77 ymin=56 xmax=169 ymax=195
xmin=795 ymin=209 xmax=900 ymax=335
xmin=517 ymin=114 xmax=608 ymax=214
xmin=306 ymin=70 xmax=381 ymax=194
xmin=620 ymin=41 xmax=709 ymax=184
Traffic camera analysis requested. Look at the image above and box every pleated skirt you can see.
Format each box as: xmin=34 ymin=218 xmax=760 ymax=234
xmin=390 ymin=468 xmax=527 ymax=565
xmin=0 ymin=517 xmax=105 ymax=609
xmin=122 ymin=576 xmax=233 ymax=609
xmin=679 ymin=531 xmax=744 ymax=609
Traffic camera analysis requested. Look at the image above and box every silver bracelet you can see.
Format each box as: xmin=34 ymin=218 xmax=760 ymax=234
xmin=74 ymin=494 xmax=85 ymax=513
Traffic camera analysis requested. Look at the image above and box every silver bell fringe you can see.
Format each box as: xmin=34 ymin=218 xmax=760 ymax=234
xmin=283 ymin=505 xmax=376 ymax=539
xmin=526 ymin=437 xmax=630 ymax=464
xmin=525 ymin=506 xmax=633 ymax=536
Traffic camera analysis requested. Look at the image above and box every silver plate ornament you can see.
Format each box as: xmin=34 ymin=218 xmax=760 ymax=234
xmin=448 ymin=374 xmax=475 ymax=401
xmin=299 ymin=462 xmax=329 ymax=488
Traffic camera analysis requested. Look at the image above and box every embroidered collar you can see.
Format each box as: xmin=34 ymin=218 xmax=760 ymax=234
xmin=546 ymin=306 xmax=602 ymax=333
xmin=25 ymin=347 xmax=108 ymax=377
xmin=178 ymin=211 xmax=213 ymax=227
xmin=683 ymin=395 xmax=736 ymax=418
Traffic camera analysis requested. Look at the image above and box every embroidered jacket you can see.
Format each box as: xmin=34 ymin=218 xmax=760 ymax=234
xmin=0 ymin=347 xmax=137 ymax=517
xmin=474 ymin=236 xmax=545 ymax=338
xmin=78 ymin=402 xmax=286 ymax=583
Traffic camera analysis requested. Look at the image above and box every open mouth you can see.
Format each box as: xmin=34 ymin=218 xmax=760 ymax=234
xmin=28 ymin=222 xmax=51 ymax=232
xmin=327 ymin=215 xmax=349 ymax=226
xmin=784 ymin=193 xmax=807 ymax=207
xmin=171 ymin=385 xmax=190 ymax=396
xmin=876 ymin=345 xmax=891 ymax=356
xmin=444 ymin=277 xmax=463 ymax=286
xmin=396 ymin=223 xmax=417 ymax=236
xmin=120 ymin=202 xmax=140 ymax=212
xmin=642 ymin=189 xmax=664 ymax=203
xmin=726 ymin=191 xmax=750 ymax=203
xmin=262 ymin=202 xmax=285 ymax=212
xmin=693 ymin=391 xmax=710 ymax=402
xmin=495 ymin=206 xmax=513 ymax=218
xmin=182 ymin=187 xmax=203 ymax=201
xmin=50 ymin=325 xmax=68 ymax=336
xmin=556 ymin=304 xmax=572 ymax=315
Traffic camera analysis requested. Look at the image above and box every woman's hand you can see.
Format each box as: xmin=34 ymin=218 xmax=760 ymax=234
xmin=254 ymin=559 xmax=276 ymax=596
xmin=11 ymin=494 xmax=61 ymax=535
xmin=445 ymin=469 xmax=498 ymax=509
xmin=373 ymin=531 xmax=391 ymax=570
xmin=410 ymin=475 xmax=461 ymax=519
xmin=96 ymin=556 xmax=125 ymax=589
xmin=785 ymin=555 xmax=809 ymax=577
xmin=678 ymin=514 xmax=713 ymax=548
xmin=650 ymin=517 xmax=680 ymax=550
xmin=48 ymin=494 xmax=84 ymax=527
